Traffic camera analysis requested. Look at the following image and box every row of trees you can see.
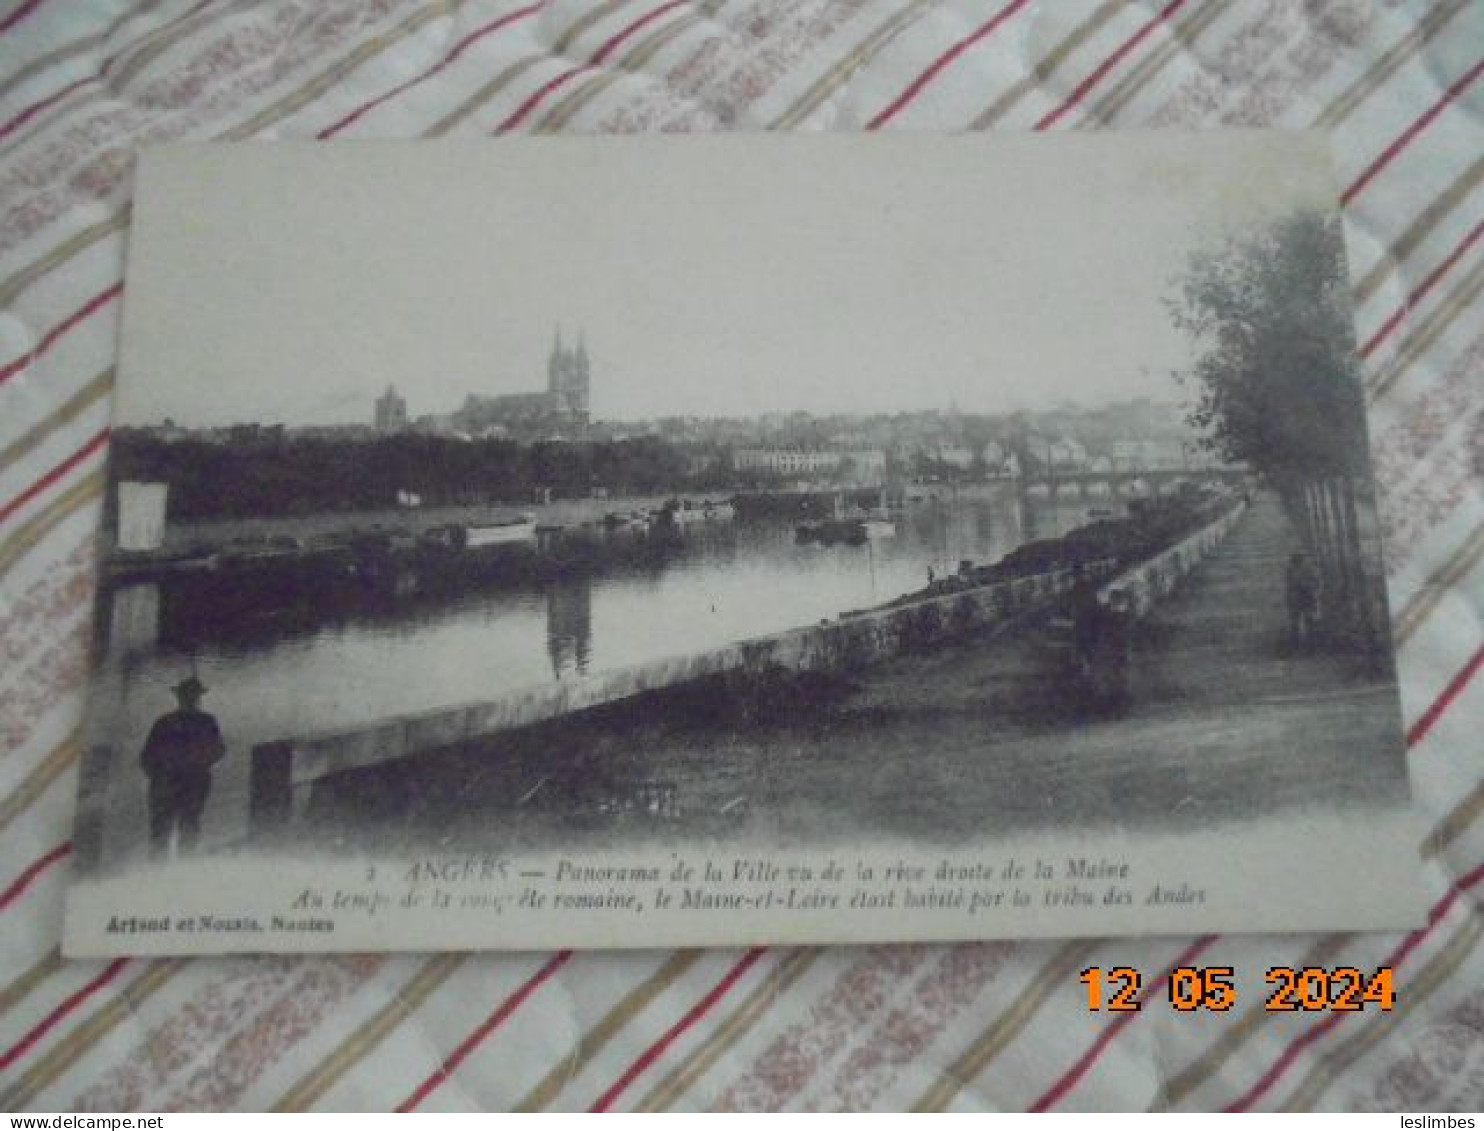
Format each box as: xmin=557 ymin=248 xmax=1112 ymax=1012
xmin=110 ymin=433 xmax=692 ymax=520
xmin=1171 ymin=210 xmax=1385 ymax=650
xmin=112 ymin=431 xmax=1035 ymax=519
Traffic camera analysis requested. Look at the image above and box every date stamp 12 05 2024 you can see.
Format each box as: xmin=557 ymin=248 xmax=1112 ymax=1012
xmin=1080 ymin=966 xmax=1396 ymax=1013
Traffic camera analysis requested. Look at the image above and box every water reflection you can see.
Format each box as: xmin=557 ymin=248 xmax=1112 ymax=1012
xmin=547 ymin=577 xmax=592 ymax=679
xmin=109 ymin=583 xmax=160 ymax=658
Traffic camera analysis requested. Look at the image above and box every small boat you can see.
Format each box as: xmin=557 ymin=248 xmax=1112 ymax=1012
xmin=418 ymin=524 xmax=467 ymax=551
xmin=656 ymin=499 xmax=709 ymax=525
xmin=602 ymin=509 xmax=650 ymax=529
xmin=464 ymin=514 xmax=537 ymax=547
xmin=797 ymin=517 xmax=893 ymax=545
xmin=653 ymin=498 xmax=734 ymax=526
xmin=214 ymin=539 xmax=305 ymax=569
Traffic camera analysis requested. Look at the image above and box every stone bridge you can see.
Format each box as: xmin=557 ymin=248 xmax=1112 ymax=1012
xmin=1019 ymin=466 xmax=1246 ymax=500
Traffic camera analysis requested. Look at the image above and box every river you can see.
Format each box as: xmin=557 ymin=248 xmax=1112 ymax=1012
xmin=84 ymin=488 xmax=1100 ymax=864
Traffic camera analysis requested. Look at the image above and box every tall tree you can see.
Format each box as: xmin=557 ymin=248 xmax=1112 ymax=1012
xmin=1170 ymin=209 xmax=1367 ymax=483
xmin=1170 ymin=209 xmax=1383 ymax=647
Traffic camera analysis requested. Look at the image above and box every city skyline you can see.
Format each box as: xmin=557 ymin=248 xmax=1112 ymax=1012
xmin=115 ymin=133 xmax=1339 ymax=429
xmin=128 ymin=323 xmax=1200 ymax=433
xmin=131 ymin=390 xmax=1199 ymax=442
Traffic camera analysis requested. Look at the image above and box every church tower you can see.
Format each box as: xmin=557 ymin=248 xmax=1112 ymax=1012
xmin=570 ymin=332 xmax=591 ymax=420
xmin=547 ymin=327 xmax=590 ymax=424
xmin=374 ymin=384 xmax=407 ymax=432
xmin=547 ymin=327 xmax=564 ymax=394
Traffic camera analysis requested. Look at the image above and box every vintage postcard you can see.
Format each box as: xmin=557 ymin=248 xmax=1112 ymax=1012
xmin=65 ymin=133 xmax=1423 ymax=956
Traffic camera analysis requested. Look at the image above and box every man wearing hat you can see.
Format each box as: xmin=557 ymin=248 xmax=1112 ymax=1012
xmin=139 ymin=675 xmax=226 ymax=857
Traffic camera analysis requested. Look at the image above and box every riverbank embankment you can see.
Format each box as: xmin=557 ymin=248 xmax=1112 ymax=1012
xmin=243 ymin=490 xmax=1245 ymax=833
xmin=296 ymin=494 xmax=1405 ymax=854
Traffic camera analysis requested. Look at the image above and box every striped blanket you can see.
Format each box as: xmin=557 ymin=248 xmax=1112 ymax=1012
xmin=2 ymin=0 xmax=1481 ymax=1112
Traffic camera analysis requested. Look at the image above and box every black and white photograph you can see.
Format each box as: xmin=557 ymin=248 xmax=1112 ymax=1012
xmin=65 ymin=133 xmax=1423 ymax=956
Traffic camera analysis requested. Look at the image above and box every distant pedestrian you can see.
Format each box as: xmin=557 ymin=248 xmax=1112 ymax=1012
xmin=1066 ymin=566 xmax=1134 ymax=715
xmin=1069 ymin=565 xmax=1102 ymax=677
xmin=1092 ymin=588 xmax=1134 ymax=713
xmin=140 ymin=676 xmax=226 ymax=858
xmin=1285 ymin=552 xmax=1320 ymax=650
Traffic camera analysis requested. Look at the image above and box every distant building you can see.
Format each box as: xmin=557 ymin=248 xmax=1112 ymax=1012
xmin=733 ymin=448 xmax=886 ymax=484
xmin=932 ymin=446 xmax=978 ymax=470
xmin=454 ymin=329 xmax=591 ymax=437
xmin=295 ymin=423 xmax=377 ymax=442
xmin=734 ymin=449 xmax=837 ymax=477
xmin=547 ymin=330 xmax=591 ymax=420
xmin=227 ymin=422 xmax=285 ymax=446
xmin=375 ymin=385 xmax=408 ymax=433
xmin=1047 ymin=437 xmax=1088 ymax=469
xmin=1111 ymin=439 xmax=1187 ymax=471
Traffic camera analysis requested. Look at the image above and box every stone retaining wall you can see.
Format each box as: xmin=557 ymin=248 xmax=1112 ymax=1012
xmin=1102 ymin=500 xmax=1247 ymax=616
xmin=249 ymin=500 xmax=1246 ymax=828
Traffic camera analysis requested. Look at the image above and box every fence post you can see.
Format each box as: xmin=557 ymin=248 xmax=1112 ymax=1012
xmin=249 ymin=741 xmax=294 ymax=837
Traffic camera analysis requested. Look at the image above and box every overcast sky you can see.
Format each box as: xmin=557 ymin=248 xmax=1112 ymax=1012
xmin=117 ymin=132 xmax=1340 ymax=427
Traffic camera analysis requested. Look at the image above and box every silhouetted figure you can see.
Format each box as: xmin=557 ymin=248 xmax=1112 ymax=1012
xmin=1068 ymin=568 xmax=1133 ymax=715
xmin=1092 ymin=588 xmax=1134 ymax=713
xmin=140 ymin=676 xmax=225 ymax=857
xmin=1069 ymin=566 xmax=1102 ymax=676
xmin=1285 ymin=552 xmax=1320 ymax=650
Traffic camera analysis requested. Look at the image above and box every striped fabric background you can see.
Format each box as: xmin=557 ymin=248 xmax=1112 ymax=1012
xmin=0 ymin=0 xmax=1480 ymax=1112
